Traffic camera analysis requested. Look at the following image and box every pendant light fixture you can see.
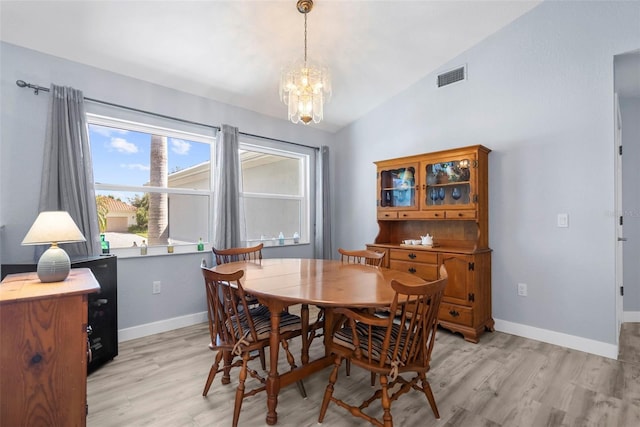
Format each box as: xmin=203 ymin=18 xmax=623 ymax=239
xmin=279 ymin=0 xmax=331 ymax=125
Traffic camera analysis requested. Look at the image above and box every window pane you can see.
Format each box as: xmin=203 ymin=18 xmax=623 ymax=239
xmin=244 ymin=198 xmax=302 ymax=245
xmin=96 ymin=190 xmax=210 ymax=249
xmin=241 ymin=151 xmax=301 ymax=195
xmin=89 ymin=124 xmax=211 ymax=190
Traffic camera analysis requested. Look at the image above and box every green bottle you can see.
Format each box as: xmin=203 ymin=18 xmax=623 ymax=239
xmin=197 ymin=237 xmax=204 ymax=252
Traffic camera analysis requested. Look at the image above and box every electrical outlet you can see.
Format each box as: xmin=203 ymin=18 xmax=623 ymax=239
xmin=557 ymin=213 xmax=569 ymax=228
xmin=152 ymin=281 xmax=161 ymax=294
xmin=517 ymin=283 xmax=527 ymax=297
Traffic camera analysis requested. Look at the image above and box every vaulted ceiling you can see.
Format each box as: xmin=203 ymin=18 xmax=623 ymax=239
xmin=1 ymin=1 xmax=545 ymax=132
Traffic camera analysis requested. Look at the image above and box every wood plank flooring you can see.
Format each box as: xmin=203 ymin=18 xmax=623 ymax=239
xmin=87 ymin=323 xmax=640 ymax=427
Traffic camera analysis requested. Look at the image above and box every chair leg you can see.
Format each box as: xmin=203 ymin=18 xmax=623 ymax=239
xmin=280 ymin=338 xmax=307 ymax=398
xmin=419 ymin=372 xmax=440 ymax=419
xmin=379 ymin=374 xmax=393 ymax=427
xmin=318 ymin=355 xmax=342 ymax=423
xmin=222 ymin=350 xmax=233 ymax=385
xmin=258 ymin=348 xmax=267 ymax=371
xmin=370 ymin=372 xmax=376 ymax=387
xmin=203 ymin=351 xmax=224 ymax=396
xmin=232 ymin=353 xmax=250 ymax=427
xmin=346 ymin=359 xmax=351 ymax=376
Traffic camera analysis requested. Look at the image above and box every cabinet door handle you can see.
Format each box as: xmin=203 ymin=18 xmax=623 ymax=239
xmin=449 ymin=310 xmax=460 ymax=318
xmin=408 ymin=267 xmax=416 ymax=274
xmin=408 ymin=253 xmax=416 ymax=259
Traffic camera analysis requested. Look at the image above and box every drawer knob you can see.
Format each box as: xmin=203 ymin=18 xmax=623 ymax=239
xmin=30 ymin=353 xmax=43 ymax=365
xmin=434 ymin=213 xmax=440 ymax=217
xmin=449 ymin=310 xmax=460 ymax=318
xmin=408 ymin=253 xmax=416 ymax=259
xmin=408 ymin=267 xmax=416 ymax=274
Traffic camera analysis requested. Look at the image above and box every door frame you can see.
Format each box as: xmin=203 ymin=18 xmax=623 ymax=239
xmin=614 ymin=91 xmax=624 ymax=343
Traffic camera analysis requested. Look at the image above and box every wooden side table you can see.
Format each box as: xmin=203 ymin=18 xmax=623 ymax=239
xmin=0 ymin=268 xmax=100 ymax=426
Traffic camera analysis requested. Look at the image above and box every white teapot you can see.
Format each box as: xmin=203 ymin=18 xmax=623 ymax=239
xmin=420 ymin=234 xmax=433 ymax=246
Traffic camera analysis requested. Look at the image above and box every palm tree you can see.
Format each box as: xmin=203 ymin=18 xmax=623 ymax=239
xmin=148 ymin=135 xmax=168 ymax=245
xmin=96 ymin=195 xmax=109 ymax=233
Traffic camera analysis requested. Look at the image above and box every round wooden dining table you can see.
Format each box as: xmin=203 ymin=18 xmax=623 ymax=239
xmin=210 ymin=258 xmax=426 ymax=425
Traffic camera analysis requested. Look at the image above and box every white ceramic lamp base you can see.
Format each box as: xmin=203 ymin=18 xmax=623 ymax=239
xmin=37 ymin=245 xmax=71 ymax=283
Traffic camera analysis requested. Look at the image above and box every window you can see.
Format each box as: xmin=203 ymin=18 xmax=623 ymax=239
xmin=87 ymin=114 xmax=214 ymax=250
xmin=240 ymin=144 xmax=310 ymax=246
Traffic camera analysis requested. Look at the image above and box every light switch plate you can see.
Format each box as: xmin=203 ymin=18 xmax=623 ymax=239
xmin=557 ymin=213 xmax=569 ymax=228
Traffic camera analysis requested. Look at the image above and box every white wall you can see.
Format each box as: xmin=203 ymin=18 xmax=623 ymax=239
xmin=332 ymin=1 xmax=640 ymax=352
xmin=0 ymin=42 xmax=334 ymax=331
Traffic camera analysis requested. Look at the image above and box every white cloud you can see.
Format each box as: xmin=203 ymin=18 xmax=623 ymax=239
xmin=171 ymin=139 xmax=191 ymax=155
xmin=91 ymin=125 xmax=128 ymax=137
xmin=121 ymin=163 xmax=149 ymax=171
xmin=110 ymin=137 xmax=138 ymax=154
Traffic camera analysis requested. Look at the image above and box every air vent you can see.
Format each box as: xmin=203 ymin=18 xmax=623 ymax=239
xmin=437 ymin=66 xmax=466 ymax=88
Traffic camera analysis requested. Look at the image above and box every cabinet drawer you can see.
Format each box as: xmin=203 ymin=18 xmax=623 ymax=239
xmin=389 ymin=260 xmax=438 ymax=281
xmin=397 ymin=211 xmax=429 ymax=220
xmin=389 ymin=249 xmax=438 ymax=264
xmin=438 ymin=302 xmax=473 ymax=327
xmin=378 ymin=211 xmax=398 ymax=220
xmin=423 ymin=210 xmax=445 ymax=219
xmin=446 ymin=210 xmax=476 ymax=219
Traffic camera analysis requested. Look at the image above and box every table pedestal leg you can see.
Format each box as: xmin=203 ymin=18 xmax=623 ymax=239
xmin=301 ymin=304 xmax=309 ymax=365
xmin=266 ymin=307 xmax=282 ymax=425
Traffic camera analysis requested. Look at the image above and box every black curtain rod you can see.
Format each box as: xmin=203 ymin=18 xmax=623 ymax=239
xmin=15 ymin=79 xmax=319 ymax=150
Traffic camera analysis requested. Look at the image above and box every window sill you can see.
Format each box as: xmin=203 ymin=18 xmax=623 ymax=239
xmin=108 ymin=244 xmax=211 ymax=259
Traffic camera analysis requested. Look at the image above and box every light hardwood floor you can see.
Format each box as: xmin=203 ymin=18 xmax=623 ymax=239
xmin=87 ymin=323 xmax=640 ymax=427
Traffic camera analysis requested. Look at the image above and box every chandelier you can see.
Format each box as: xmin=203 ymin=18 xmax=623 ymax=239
xmin=279 ymin=0 xmax=331 ymax=125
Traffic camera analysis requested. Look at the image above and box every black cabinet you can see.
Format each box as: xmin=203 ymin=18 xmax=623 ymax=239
xmin=75 ymin=256 xmax=118 ymax=373
xmin=1 ymin=255 xmax=118 ymax=373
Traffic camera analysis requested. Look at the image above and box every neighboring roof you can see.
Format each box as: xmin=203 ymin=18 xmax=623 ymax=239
xmin=101 ymin=197 xmax=136 ymax=213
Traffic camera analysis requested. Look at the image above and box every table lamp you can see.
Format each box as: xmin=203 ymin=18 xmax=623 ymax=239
xmin=21 ymin=211 xmax=87 ymax=283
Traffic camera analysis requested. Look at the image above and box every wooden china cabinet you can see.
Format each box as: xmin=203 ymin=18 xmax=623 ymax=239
xmin=367 ymin=145 xmax=493 ymax=343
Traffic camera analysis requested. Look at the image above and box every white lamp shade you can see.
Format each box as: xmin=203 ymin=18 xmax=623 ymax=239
xmin=21 ymin=211 xmax=86 ymax=283
xmin=22 ymin=211 xmax=86 ymax=245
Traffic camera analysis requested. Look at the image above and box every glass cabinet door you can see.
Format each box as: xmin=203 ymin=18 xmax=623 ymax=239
xmin=379 ymin=165 xmax=417 ymax=209
xmin=424 ymin=156 xmax=474 ymax=208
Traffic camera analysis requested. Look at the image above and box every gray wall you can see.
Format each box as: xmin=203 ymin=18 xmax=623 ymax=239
xmin=331 ymin=1 xmax=640 ymax=345
xmin=622 ymin=97 xmax=640 ymax=312
xmin=0 ymin=42 xmax=333 ymax=330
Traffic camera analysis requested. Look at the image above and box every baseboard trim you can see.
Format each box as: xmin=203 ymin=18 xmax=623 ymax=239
xmin=118 ymin=311 xmax=208 ymax=343
xmin=494 ymin=318 xmax=618 ymax=360
xmin=623 ymin=311 xmax=640 ymax=322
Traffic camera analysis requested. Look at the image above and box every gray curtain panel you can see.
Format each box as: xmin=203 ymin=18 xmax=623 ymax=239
xmin=36 ymin=84 xmax=101 ymax=259
xmin=212 ymin=124 xmax=242 ymax=250
xmin=319 ymin=145 xmax=332 ymax=259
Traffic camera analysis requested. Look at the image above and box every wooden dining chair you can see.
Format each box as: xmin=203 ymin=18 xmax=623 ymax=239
xmin=318 ymin=265 xmax=448 ymax=427
xmin=212 ymin=243 xmax=263 ymax=265
xmin=338 ymin=248 xmax=385 ymax=266
xmin=211 ymin=243 xmax=267 ymax=368
xmin=201 ymin=267 xmax=306 ymax=427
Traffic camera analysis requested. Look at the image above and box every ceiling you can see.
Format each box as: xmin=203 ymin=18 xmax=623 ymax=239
xmin=1 ymin=1 xmax=545 ymax=132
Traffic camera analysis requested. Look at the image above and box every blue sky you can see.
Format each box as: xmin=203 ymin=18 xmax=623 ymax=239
xmin=89 ymin=124 xmax=211 ymax=189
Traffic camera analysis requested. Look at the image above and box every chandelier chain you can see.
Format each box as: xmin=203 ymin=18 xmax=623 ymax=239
xmin=304 ymin=12 xmax=308 ymax=65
